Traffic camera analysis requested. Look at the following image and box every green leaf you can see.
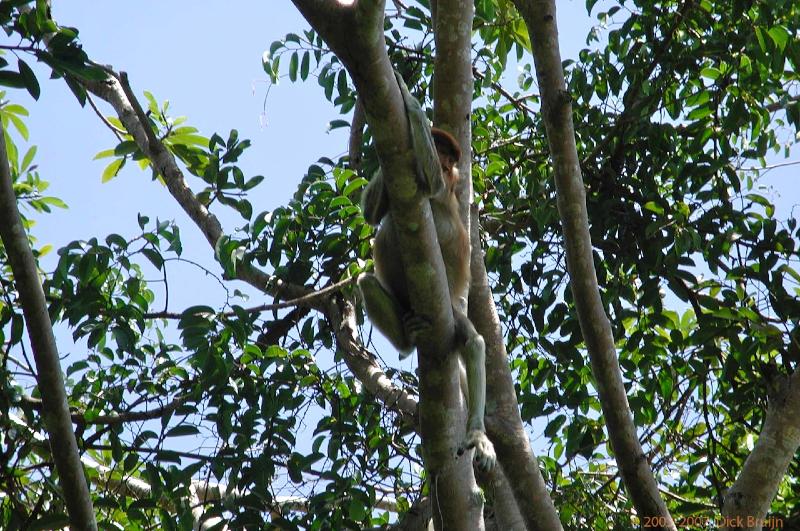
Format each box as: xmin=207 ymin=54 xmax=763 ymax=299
xmin=779 ymin=264 xmax=800 ymax=284
xmin=767 ymin=26 xmax=789 ymax=52
xmin=94 ymin=148 xmax=116 ymax=160
xmin=144 ymin=90 xmax=159 ymax=114
xmin=40 ymin=196 xmax=67 ymax=209
xmin=0 ymin=70 xmax=25 ymax=89
xmin=643 ymin=201 xmax=664 ymax=215
xmin=754 ymin=27 xmax=767 ymax=53
xmin=289 ymin=52 xmax=298 ymax=82
xmin=3 ymin=104 xmax=29 ymax=117
xmin=6 ymin=112 xmax=29 ymax=140
xmin=327 ymin=119 xmax=349 ymax=131
xmin=17 ymin=59 xmax=40 ymax=100
xmin=114 ymin=140 xmax=139 ymax=156
xmin=64 ymin=75 xmax=87 ymax=106
xmin=243 ymin=174 xmax=264 ymax=191
xmin=699 ymin=67 xmax=720 ymax=81
xmin=337 ymin=69 xmax=347 ymax=97
xmin=101 ymin=158 xmax=125 ymax=182
xmin=141 ymin=248 xmax=164 ymax=270
xmin=10 ymin=313 xmax=23 ymax=344
xmin=301 ymin=51 xmax=310 ymax=80
xmin=166 ymin=425 xmax=200 ymax=437
xmin=237 ymin=199 xmax=253 ymax=219
xmin=544 ymin=414 xmax=566 ymax=437
xmin=343 ymin=176 xmax=367 ymax=197
xmin=687 ymin=105 xmax=713 ymax=121
xmin=348 ymin=499 xmax=367 ymax=521
xmin=167 ymin=134 xmax=208 ymax=147
xmin=20 ymin=145 xmax=36 ymax=171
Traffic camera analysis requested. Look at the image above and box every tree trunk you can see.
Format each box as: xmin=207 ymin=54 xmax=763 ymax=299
xmin=291 ymin=0 xmax=484 ymax=528
xmin=511 ymin=0 xmax=675 ymax=528
xmin=722 ymin=369 xmax=800 ymax=530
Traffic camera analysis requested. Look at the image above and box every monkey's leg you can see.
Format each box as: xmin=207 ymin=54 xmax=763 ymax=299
xmin=357 ymin=273 xmax=414 ymax=357
xmin=454 ymin=310 xmax=496 ymax=471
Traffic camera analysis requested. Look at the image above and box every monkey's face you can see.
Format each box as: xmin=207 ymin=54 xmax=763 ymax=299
xmin=439 ymin=153 xmax=459 ymax=192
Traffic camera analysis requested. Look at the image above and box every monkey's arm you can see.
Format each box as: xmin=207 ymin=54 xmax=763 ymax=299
xmin=361 ymin=72 xmax=444 ymax=226
xmin=360 ymin=170 xmax=390 ymax=225
xmin=394 ymin=72 xmax=445 ymax=198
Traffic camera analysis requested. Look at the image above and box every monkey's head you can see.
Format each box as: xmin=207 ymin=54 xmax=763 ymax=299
xmin=431 ymin=128 xmax=462 ymax=191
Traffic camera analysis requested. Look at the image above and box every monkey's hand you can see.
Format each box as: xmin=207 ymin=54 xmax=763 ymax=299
xmin=458 ymin=429 xmax=496 ymax=472
xmin=399 ymin=313 xmax=431 ymax=360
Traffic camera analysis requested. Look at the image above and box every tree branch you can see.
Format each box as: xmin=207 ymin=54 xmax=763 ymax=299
xmin=349 ymin=97 xmax=366 ymax=171
xmin=73 ymin=68 xmax=414 ymax=434
xmin=291 ymin=0 xmax=456 ymax=356
xmin=469 ymin=207 xmax=564 ymax=531
xmin=291 ymin=1 xmax=483 ymax=527
xmin=144 ymin=276 xmax=358 ymax=319
xmin=0 ymin=119 xmax=97 ymax=529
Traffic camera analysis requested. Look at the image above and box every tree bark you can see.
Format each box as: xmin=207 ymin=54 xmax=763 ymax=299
xmin=0 ymin=123 xmax=97 ymax=529
xmin=721 ymin=369 xmax=800 ymax=530
xmin=431 ymin=0 xmax=564 ymax=525
xmin=511 ymin=0 xmax=675 ymax=528
xmin=469 ymin=208 xmax=564 ymax=531
xmin=433 ymin=0 xmax=564 ymax=527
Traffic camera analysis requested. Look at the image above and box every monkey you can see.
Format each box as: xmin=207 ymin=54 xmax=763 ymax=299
xmin=357 ymin=105 xmax=496 ymax=471
xmin=359 ymin=128 xmax=468 ymax=355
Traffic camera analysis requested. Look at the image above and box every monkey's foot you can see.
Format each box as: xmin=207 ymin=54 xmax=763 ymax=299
xmin=399 ymin=313 xmax=431 ymax=359
xmin=457 ymin=429 xmax=497 ymax=472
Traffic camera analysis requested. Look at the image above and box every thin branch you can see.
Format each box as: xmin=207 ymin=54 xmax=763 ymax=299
xmin=472 ymin=66 xmax=537 ymax=114
xmin=738 ymin=159 xmax=800 ymax=172
xmin=20 ymin=393 xmax=190 ymax=426
xmin=765 ymin=93 xmax=800 ymax=113
xmin=514 ymin=0 xmax=675 ymax=526
xmin=349 ymin=97 xmax=367 ymax=171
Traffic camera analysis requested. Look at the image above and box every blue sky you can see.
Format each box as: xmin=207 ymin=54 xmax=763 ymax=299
xmin=6 ymin=0 xmax=798 ymax=505
xmin=22 ymin=2 xmax=351 ymax=311
xmin=13 ymin=2 xmax=798 ymax=304
xmin=13 ymin=1 xmax=602 ymax=312
xmin=13 ymin=0 xmax=797 ymax=386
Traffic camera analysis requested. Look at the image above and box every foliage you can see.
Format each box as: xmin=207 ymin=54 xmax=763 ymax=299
xmin=0 ymin=0 xmax=799 ymax=528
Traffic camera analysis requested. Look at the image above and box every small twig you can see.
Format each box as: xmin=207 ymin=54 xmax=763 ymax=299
xmin=472 ymin=66 xmax=537 ymax=114
xmin=145 ymin=276 xmax=358 ymax=319
xmin=85 ymin=92 xmax=126 ymax=139
xmin=765 ymin=93 xmax=800 ymax=113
